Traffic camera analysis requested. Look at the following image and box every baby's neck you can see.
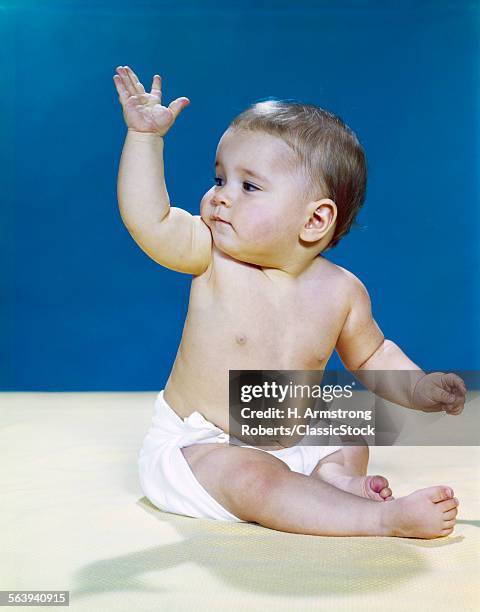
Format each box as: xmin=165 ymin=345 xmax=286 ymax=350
xmin=259 ymin=256 xmax=323 ymax=282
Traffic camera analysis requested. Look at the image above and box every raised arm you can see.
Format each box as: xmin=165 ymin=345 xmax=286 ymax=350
xmin=113 ymin=66 xmax=212 ymax=275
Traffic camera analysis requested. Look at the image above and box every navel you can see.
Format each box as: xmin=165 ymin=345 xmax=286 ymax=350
xmin=235 ymin=333 xmax=247 ymax=345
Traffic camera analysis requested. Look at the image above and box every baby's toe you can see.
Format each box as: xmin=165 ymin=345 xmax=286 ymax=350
xmin=363 ymin=475 xmax=390 ymax=501
xmin=368 ymin=475 xmax=389 ymax=493
xmin=380 ymin=486 xmax=393 ymax=500
xmin=437 ymin=496 xmax=459 ymax=515
xmin=430 ymin=486 xmax=454 ymax=503
xmin=443 ymin=507 xmax=458 ymax=521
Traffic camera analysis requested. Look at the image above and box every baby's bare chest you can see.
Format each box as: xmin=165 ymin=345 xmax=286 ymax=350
xmin=183 ymin=263 xmax=348 ymax=369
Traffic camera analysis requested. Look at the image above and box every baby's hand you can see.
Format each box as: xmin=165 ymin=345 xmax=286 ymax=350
xmin=113 ymin=65 xmax=190 ymax=136
xmin=411 ymin=372 xmax=467 ymax=415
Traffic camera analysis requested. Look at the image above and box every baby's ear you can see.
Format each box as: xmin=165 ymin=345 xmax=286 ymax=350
xmin=299 ymin=198 xmax=337 ymax=242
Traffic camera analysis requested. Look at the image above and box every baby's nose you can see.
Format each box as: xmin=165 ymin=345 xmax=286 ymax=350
xmin=212 ymin=191 xmax=232 ymax=207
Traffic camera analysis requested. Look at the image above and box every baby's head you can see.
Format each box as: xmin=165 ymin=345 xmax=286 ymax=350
xmin=201 ymin=100 xmax=366 ymax=268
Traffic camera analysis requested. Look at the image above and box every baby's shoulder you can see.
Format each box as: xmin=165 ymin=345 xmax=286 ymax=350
xmin=313 ymin=258 xmax=369 ymax=305
xmin=315 ymin=257 xmax=364 ymax=287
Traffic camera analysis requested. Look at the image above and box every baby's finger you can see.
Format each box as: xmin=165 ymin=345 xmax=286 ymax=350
xmin=446 ymin=403 xmax=464 ymax=415
xmin=116 ymin=66 xmax=137 ymax=96
xmin=168 ymin=97 xmax=190 ymax=120
xmin=443 ymin=373 xmax=466 ymax=394
xmin=431 ymin=386 xmax=456 ymax=405
xmin=124 ymin=65 xmax=145 ymax=94
xmin=150 ymin=74 xmax=162 ymax=101
xmin=113 ymin=74 xmax=130 ymax=103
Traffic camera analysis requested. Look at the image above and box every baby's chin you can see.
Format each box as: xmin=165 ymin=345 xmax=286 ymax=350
xmin=214 ymin=240 xmax=279 ymax=269
xmin=212 ymin=239 xmax=250 ymax=264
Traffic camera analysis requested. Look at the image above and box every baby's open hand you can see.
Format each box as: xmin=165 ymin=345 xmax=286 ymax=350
xmin=113 ymin=66 xmax=190 ymax=136
xmin=411 ymin=372 xmax=467 ymax=415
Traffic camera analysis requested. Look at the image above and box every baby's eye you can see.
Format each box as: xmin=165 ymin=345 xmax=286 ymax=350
xmin=213 ymin=177 xmax=258 ymax=192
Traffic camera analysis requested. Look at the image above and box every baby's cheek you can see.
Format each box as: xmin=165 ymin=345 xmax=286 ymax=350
xmin=199 ymin=191 xmax=212 ymax=220
xmin=247 ymin=217 xmax=283 ymax=243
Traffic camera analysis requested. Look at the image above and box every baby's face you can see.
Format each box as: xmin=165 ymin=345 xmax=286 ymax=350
xmin=200 ymin=128 xmax=308 ymax=267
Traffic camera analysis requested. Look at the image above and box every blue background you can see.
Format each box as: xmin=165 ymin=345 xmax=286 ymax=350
xmin=1 ymin=0 xmax=478 ymax=391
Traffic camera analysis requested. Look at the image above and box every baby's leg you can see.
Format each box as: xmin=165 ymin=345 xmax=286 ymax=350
xmin=311 ymin=445 xmax=393 ymax=502
xmin=182 ymin=444 xmax=458 ymax=538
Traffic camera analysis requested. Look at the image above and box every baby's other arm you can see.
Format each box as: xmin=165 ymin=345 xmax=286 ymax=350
xmin=335 ymin=274 xmax=466 ymax=413
xmin=335 ymin=275 xmax=420 ymax=372
xmin=113 ymin=66 xmax=212 ymax=275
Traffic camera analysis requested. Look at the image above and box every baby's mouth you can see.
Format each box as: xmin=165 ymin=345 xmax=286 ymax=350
xmin=212 ymin=216 xmax=231 ymax=225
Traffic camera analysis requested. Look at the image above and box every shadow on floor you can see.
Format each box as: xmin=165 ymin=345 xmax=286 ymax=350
xmin=70 ymin=497 xmax=445 ymax=601
xmin=456 ymin=519 xmax=480 ymax=528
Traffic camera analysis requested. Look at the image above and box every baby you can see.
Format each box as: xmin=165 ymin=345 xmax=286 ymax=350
xmin=113 ymin=65 xmax=466 ymax=538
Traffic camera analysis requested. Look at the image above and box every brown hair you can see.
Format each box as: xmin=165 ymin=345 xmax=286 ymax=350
xmin=229 ymin=100 xmax=367 ymax=249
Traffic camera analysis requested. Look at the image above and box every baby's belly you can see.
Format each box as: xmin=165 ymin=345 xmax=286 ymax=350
xmin=164 ymin=328 xmax=328 ymax=433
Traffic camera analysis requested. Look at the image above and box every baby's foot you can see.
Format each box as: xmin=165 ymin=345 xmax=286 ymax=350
xmin=324 ymin=474 xmax=393 ymax=501
xmin=380 ymin=486 xmax=459 ymax=538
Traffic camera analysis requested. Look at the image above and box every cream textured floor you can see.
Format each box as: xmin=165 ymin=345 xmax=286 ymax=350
xmin=1 ymin=392 xmax=479 ymax=611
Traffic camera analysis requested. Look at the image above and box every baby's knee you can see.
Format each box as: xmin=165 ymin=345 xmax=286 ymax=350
xmin=224 ymin=454 xmax=290 ymax=508
xmin=237 ymin=456 xmax=289 ymax=488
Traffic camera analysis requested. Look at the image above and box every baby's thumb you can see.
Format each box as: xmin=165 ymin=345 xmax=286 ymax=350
xmin=168 ymin=97 xmax=190 ymax=120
